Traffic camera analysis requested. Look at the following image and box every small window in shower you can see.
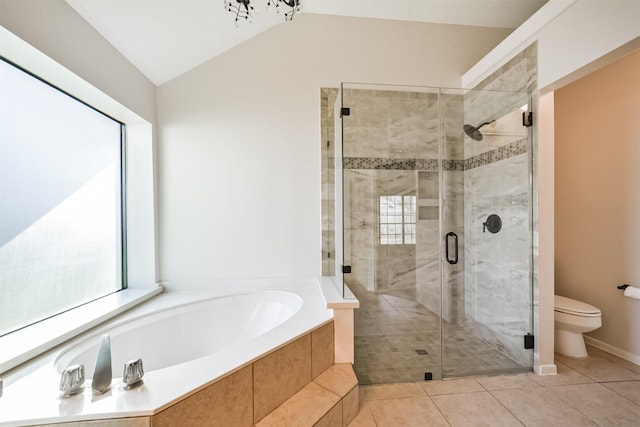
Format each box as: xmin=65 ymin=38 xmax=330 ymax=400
xmin=379 ymin=195 xmax=416 ymax=245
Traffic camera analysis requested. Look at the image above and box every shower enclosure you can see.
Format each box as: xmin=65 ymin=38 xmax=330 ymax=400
xmin=332 ymin=83 xmax=534 ymax=383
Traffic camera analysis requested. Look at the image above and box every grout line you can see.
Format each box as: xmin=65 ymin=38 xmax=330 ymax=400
xmin=428 ymin=392 xmax=457 ymax=427
xmin=485 ymin=389 xmax=526 ymax=426
xmin=544 ymin=383 xmax=604 ymax=426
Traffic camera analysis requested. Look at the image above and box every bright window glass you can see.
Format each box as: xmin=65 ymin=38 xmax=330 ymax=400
xmin=0 ymin=59 xmax=125 ymax=336
xmin=379 ymin=195 xmax=416 ymax=245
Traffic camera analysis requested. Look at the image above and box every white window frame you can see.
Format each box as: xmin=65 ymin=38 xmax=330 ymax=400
xmin=0 ymin=27 xmax=159 ymax=375
xmin=379 ymin=195 xmax=416 ymax=245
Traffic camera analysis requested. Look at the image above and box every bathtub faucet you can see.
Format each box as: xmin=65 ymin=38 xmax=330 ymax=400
xmin=91 ymin=334 xmax=112 ymax=394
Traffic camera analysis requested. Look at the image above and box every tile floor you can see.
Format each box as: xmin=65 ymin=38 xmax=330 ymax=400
xmin=348 ymin=345 xmax=640 ymax=426
xmin=351 ymin=282 xmax=526 ymax=384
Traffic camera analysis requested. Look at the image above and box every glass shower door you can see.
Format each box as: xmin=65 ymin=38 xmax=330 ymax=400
xmin=339 ymin=83 xmax=444 ymax=383
xmin=440 ymin=88 xmax=534 ymax=377
xmin=335 ymin=83 xmax=534 ymax=384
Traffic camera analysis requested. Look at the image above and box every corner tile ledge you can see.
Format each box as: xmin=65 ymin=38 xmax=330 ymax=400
xmin=319 ymin=276 xmax=359 ymax=309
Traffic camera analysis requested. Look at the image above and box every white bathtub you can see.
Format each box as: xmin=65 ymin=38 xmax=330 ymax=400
xmin=55 ymin=290 xmax=303 ymax=377
xmin=0 ymin=278 xmax=336 ymax=426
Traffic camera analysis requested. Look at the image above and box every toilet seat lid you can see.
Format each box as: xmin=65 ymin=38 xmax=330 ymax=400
xmin=554 ymin=295 xmax=601 ymax=316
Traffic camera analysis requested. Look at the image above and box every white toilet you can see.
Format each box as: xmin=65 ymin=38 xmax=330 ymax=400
xmin=554 ymin=295 xmax=602 ymax=358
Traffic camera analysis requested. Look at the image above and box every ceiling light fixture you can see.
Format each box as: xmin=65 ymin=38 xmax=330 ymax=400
xmin=225 ymin=0 xmax=301 ymax=24
xmin=267 ymin=0 xmax=301 ymax=21
xmin=225 ymin=0 xmax=253 ymax=23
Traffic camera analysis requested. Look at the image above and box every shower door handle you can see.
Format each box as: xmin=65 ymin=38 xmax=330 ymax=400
xmin=445 ymin=232 xmax=458 ymax=265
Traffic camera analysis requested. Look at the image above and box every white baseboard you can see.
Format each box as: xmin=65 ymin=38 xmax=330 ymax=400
xmin=534 ymin=353 xmax=557 ymax=376
xmin=535 ymin=364 xmax=558 ymax=376
xmin=584 ymin=336 xmax=640 ymax=366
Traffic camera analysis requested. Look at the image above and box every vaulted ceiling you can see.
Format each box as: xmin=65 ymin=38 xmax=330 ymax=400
xmin=65 ymin=0 xmax=548 ymax=85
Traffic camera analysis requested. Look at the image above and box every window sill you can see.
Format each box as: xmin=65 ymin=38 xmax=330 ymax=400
xmin=0 ymin=286 xmax=162 ymax=376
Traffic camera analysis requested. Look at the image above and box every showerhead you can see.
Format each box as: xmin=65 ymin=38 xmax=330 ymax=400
xmin=463 ymin=120 xmax=495 ymax=142
xmin=463 ymin=124 xmax=483 ymax=141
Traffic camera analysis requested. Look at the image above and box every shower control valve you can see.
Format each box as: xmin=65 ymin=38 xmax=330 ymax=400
xmin=483 ymin=214 xmax=502 ymax=234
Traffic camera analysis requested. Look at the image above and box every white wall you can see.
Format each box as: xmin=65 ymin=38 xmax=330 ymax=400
xmin=0 ymin=0 xmax=156 ymax=123
xmin=156 ymin=14 xmax=511 ymax=283
xmin=463 ymin=0 xmax=640 ymax=91
xmin=536 ymin=0 xmax=640 ymax=91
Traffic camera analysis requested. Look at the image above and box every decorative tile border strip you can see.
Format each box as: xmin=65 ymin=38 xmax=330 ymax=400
xmin=464 ymin=138 xmax=528 ymax=170
xmin=443 ymin=159 xmax=464 ymax=171
xmin=342 ymin=157 xmax=436 ymax=170
xmin=343 ymin=138 xmax=528 ymax=171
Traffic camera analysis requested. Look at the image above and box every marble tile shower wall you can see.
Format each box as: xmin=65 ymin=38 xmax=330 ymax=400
xmin=462 ymin=43 xmax=538 ymax=368
xmin=463 ymin=151 xmax=531 ymax=366
xmin=321 ymin=88 xmax=338 ymax=276
xmin=321 ymin=42 xmax=538 ymax=368
xmin=339 ymin=89 xmax=452 ymax=313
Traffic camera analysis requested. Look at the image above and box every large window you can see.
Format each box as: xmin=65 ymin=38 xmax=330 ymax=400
xmin=0 ymin=58 xmax=125 ymax=337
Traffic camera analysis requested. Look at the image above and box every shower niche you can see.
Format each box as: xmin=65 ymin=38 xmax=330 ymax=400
xmin=323 ymin=84 xmax=533 ymax=384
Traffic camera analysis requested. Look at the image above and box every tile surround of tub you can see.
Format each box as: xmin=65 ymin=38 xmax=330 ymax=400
xmin=312 ymin=321 xmax=335 ymax=379
xmin=253 ymin=333 xmax=312 ymax=421
xmin=39 ymin=419 xmax=151 ymax=427
xmin=149 ymin=321 xmax=336 ymax=427
xmin=152 ymin=364 xmax=253 ymax=427
xmin=256 ymin=382 xmax=340 ymax=427
xmin=256 ymin=363 xmax=359 ymax=427
xmin=314 ymin=400 xmax=343 ymax=427
xmin=342 ymin=386 xmax=360 ymax=424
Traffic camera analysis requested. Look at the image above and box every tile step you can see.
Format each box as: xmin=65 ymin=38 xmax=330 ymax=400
xmin=256 ymin=363 xmax=359 ymax=427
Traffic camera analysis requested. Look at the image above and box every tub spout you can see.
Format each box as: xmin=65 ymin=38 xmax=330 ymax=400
xmin=91 ymin=334 xmax=112 ymax=394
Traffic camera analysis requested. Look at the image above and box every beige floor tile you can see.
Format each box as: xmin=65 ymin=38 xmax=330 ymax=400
xmin=474 ymin=373 xmax=540 ymax=391
xmin=601 ymin=380 xmax=640 ymax=405
xmin=431 ymin=391 xmax=523 ymax=426
xmin=556 ymin=354 xmax=640 ymax=382
xmin=491 ymin=386 xmax=598 ymax=426
xmin=421 ymin=377 xmax=484 ymax=395
xmin=549 ymin=383 xmax=640 ymax=426
xmin=369 ymin=396 xmax=450 ymax=427
xmin=362 ymin=382 xmax=426 ymax=400
xmin=529 ymin=361 xmax=594 ymax=387
xmin=586 ymin=345 xmax=640 ymax=374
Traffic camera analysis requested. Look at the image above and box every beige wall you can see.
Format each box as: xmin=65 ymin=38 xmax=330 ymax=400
xmin=156 ymin=14 xmax=510 ymax=282
xmin=555 ymin=49 xmax=640 ymax=360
